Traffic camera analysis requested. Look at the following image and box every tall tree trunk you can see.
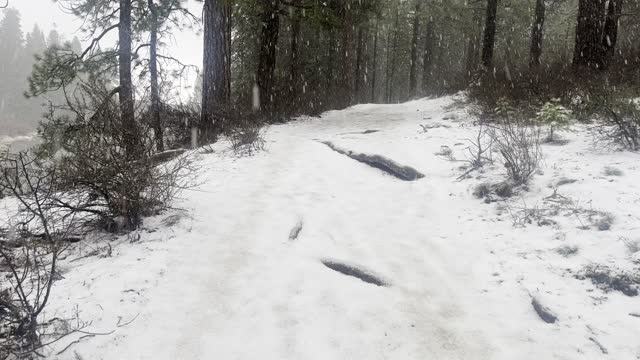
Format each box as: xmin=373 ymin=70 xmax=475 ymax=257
xmin=361 ymin=24 xmax=370 ymax=103
xmin=529 ymin=0 xmax=546 ymax=69
xmin=465 ymin=17 xmax=480 ymax=80
xmin=148 ymin=0 xmax=164 ymax=152
xmin=225 ymin=1 xmax=232 ymax=99
xmin=481 ymin=0 xmax=498 ymax=69
xmin=465 ymin=36 xmax=474 ymax=78
xmin=119 ymin=0 xmax=142 ymax=228
xmin=201 ymin=0 xmax=230 ymax=140
xmin=371 ymin=19 xmax=378 ymax=103
xmin=118 ymin=0 xmax=140 ymax=159
xmin=386 ymin=8 xmax=400 ymax=103
xmin=385 ymin=23 xmax=393 ymax=103
xmin=603 ymin=0 xmax=623 ymax=67
xmin=341 ymin=1 xmax=355 ymax=108
xmin=504 ymin=36 xmax=516 ymax=82
xmin=289 ymin=0 xmax=301 ymax=108
xmin=573 ymin=0 xmax=606 ymax=70
xmin=355 ymin=24 xmax=365 ymax=102
xmin=422 ymin=21 xmax=435 ymax=94
xmin=409 ymin=0 xmax=421 ymax=97
xmin=257 ymin=0 xmax=280 ymax=114
xmin=327 ymin=28 xmax=335 ymax=99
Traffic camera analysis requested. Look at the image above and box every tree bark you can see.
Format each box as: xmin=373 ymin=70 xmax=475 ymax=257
xmin=602 ymin=0 xmax=623 ymax=67
xmin=148 ymin=0 xmax=164 ymax=152
xmin=481 ymin=0 xmax=498 ymax=69
xmin=289 ymin=0 xmax=301 ymax=107
xmin=409 ymin=0 xmax=421 ymax=97
xmin=341 ymin=1 xmax=355 ymax=108
xmin=465 ymin=14 xmax=481 ymax=80
xmin=201 ymin=0 xmax=231 ymax=140
xmin=386 ymin=7 xmax=400 ymax=103
xmin=573 ymin=0 xmax=607 ymax=70
xmin=465 ymin=35 xmax=475 ymax=79
xmin=355 ymin=24 xmax=365 ymax=102
xmin=385 ymin=23 xmax=393 ymax=103
xmin=327 ymin=28 xmax=335 ymax=97
xmin=118 ymin=0 xmax=141 ymax=159
xmin=529 ymin=0 xmax=545 ymax=69
xmin=422 ymin=21 xmax=435 ymax=94
xmin=257 ymin=0 xmax=280 ymax=114
xmin=225 ymin=1 xmax=232 ymax=98
xmin=371 ymin=19 xmax=378 ymax=103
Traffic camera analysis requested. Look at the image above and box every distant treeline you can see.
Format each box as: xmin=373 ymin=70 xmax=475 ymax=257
xmin=0 ymin=8 xmax=81 ymax=136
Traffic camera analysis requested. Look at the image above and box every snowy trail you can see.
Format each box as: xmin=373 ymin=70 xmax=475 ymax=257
xmin=47 ymin=96 xmax=640 ymax=359
xmin=118 ymin=101 xmax=495 ymax=359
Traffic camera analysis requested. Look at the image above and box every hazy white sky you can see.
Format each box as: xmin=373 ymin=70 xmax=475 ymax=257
xmin=11 ymin=0 xmax=79 ymax=35
xmin=10 ymin=0 xmax=204 ymax=71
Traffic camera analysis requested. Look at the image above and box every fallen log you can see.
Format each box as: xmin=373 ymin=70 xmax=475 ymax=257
xmin=531 ymin=297 xmax=558 ymax=324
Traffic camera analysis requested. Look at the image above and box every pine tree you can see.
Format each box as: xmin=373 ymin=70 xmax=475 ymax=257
xmin=201 ymin=0 xmax=231 ymax=140
xmin=0 ymin=8 xmax=25 ymax=133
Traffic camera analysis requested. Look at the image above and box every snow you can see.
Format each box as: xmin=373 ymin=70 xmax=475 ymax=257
xmin=0 ymin=133 xmax=37 ymax=152
xmin=5 ymin=95 xmax=640 ymax=359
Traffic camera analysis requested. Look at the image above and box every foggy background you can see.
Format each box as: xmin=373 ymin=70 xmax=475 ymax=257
xmin=0 ymin=0 xmax=203 ymax=145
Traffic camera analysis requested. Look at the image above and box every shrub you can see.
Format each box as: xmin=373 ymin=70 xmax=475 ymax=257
xmin=227 ymin=118 xmax=267 ymax=156
xmin=490 ymin=99 xmax=543 ymax=185
xmin=35 ymin=83 xmax=196 ymax=231
xmin=536 ymin=100 xmax=573 ymax=142
xmin=0 ymin=153 xmax=63 ymax=357
xmin=603 ymin=166 xmax=624 ymax=177
xmin=586 ymin=89 xmax=640 ymax=151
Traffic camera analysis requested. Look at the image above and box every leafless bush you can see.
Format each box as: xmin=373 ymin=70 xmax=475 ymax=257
xmin=227 ymin=120 xmax=266 ymax=156
xmin=0 ymin=148 xmax=170 ymax=357
xmin=465 ymin=124 xmax=494 ymax=168
xmin=489 ymin=121 xmax=542 ymax=185
xmin=435 ymin=146 xmax=456 ymax=161
xmin=456 ymin=124 xmax=495 ymax=181
xmin=0 ymin=153 xmax=66 ymax=358
xmin=503 ymin=190 xmax=614 ymax=230
xmin=600 ymin=102 xmax=640 ymax=151
xmin=585 ymin=90 xmax=640 ymax=151
xmin=37 ymin=83 xmax=197 ymax=231
xmin=504 ymin=200 xmax=558 ymax=228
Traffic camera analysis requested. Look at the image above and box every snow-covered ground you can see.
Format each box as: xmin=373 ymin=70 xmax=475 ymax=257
xmin=7 ymin=96 xmax=640 ymax=359
xmin=0 ymin=133 xmax=38 ymax=153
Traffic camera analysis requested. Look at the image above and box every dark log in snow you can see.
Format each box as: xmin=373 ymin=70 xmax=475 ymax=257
xmin=322 ymin=142 xmax=424 ymax=181
xmin=149 ymin=149 xmax=187 ymax=165
xmin=288 ymin=220 xmax=303 ymax=241
xmin=531 ymin=297 xmax=558 ymax=324
xmin=322 ymin=260 xmax=388 ymax=287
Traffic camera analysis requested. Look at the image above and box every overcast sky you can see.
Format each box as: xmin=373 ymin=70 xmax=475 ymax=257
xmin=10 ymin=0 xmax=204 ymax=71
